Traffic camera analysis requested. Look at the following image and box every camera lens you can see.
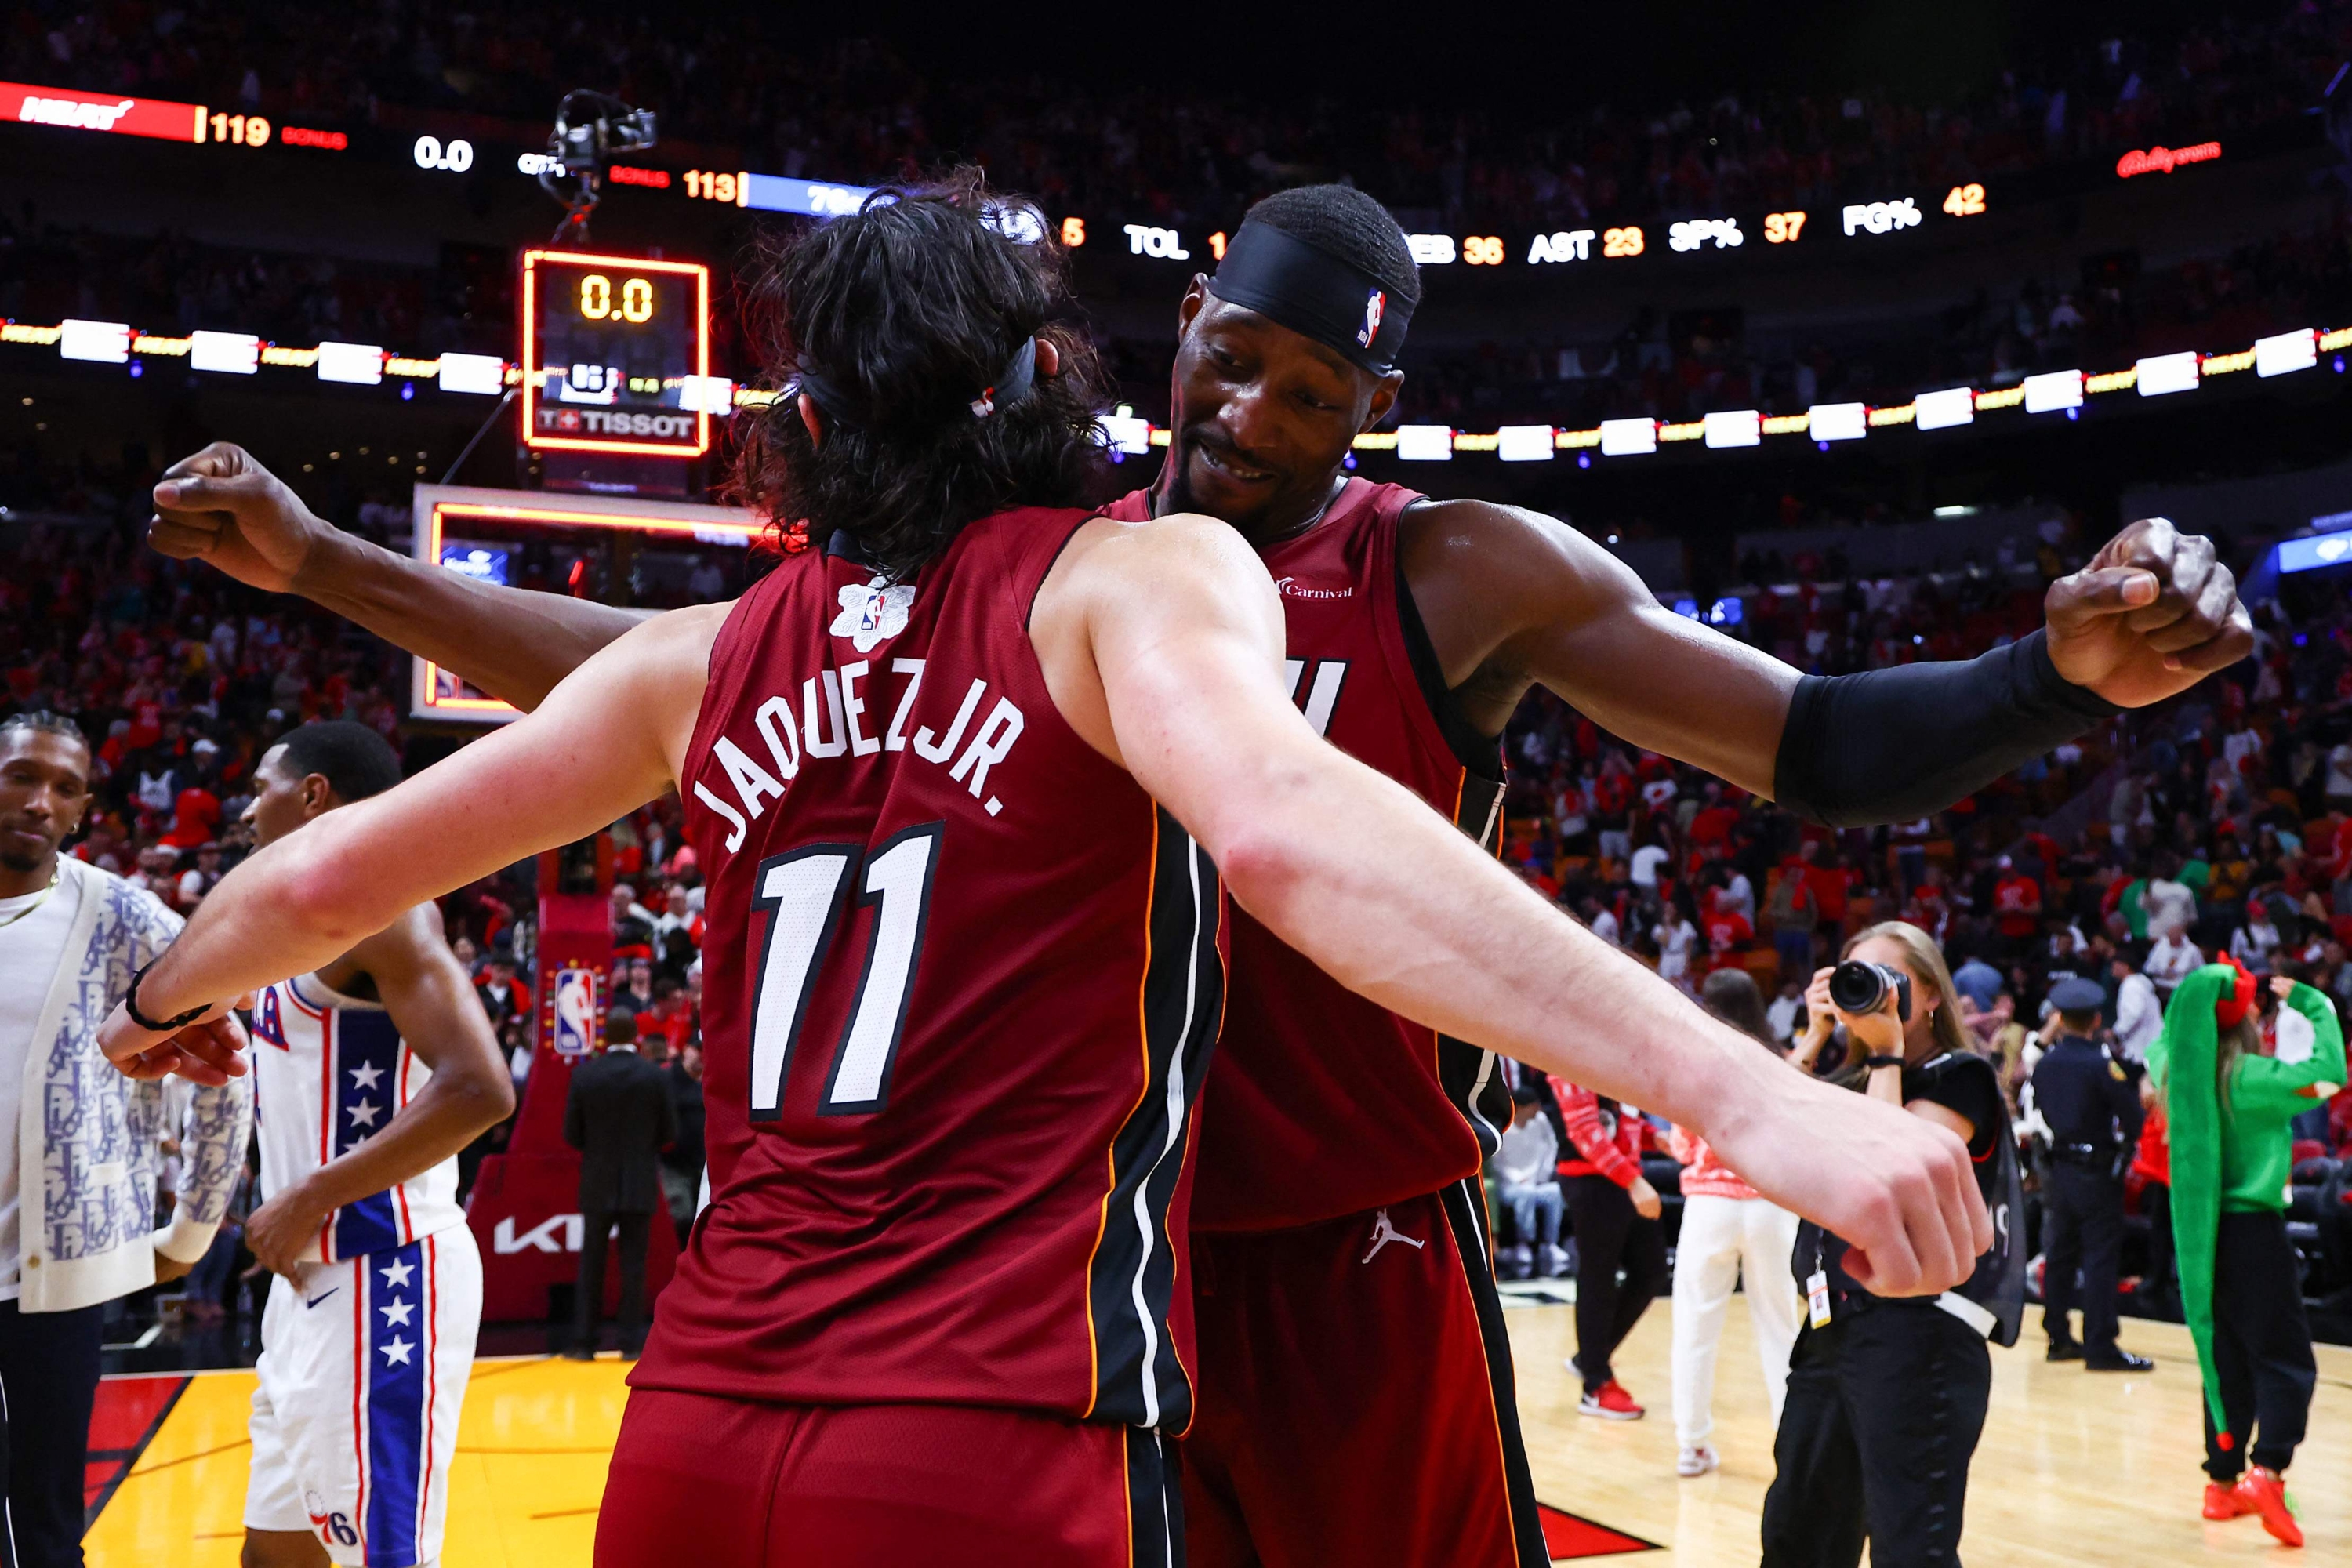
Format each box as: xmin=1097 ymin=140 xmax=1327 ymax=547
xmin=1828 ymin=960 xmax=1889 ymax=1014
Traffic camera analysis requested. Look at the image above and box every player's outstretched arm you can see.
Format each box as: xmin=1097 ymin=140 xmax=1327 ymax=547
xmin=1406 ymin=500 xmax=2249 ymax=826
xmin=241 ymin=906 xmax=518 ymax=1276
xmin=1038 ymin=513 xmax=1989 ymax=1298
xmin=97 ymin=603 xmax=722 ymax=1072
xmin=150 ymin=442 xmax=652 ymax=711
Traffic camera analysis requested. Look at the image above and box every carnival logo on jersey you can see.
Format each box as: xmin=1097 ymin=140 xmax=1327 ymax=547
xmin=1356 ymin=289 xmax=1385 ymax=349
xmin=831 ymin=575 xmax=917 ymax=654
xmin=1273 ymin=575 xmax=1353 ymax=601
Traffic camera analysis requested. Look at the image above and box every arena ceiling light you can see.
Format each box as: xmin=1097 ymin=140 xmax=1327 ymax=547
xmin=58 ymin=319 xmax=131 ymax=364
xmin=1703 ymin=410 xmax=1761 ymax=448
xmin=316 ymin=341 xmax=385 ymax=385
xmin=2022 ymin=369 xmax=2083 ymax=413
xmin=437 ymin=352 xmax=507 ymax=395
xmin=1599 ymin=418 xmax=1657 ymax=456
xmin=1496 ymin=424 xmax=1555 ymax=462
xmin=1395 ymin=424 xmax=1455 ymax=461
xmin=1914 ymin=387 xmax=1976 ymax=431
xmin=1097 ymin=410 xmax=1151 ymax=456
xmin=678 ymin=375 xmax=736 ymax=415
xmin=189 ymin=330 xmax=260 ymax=375
xmin=1808 ymin=402 xmax=1867 ymax=441
xmin=2136 ymin=351 xmax=2200 ymax=397
xmin=2255 ymin=328 xmax=2317 ymax=378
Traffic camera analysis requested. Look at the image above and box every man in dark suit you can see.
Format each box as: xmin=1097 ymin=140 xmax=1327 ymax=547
xmin=564 ymin=1011 xmax=677 ymax=1358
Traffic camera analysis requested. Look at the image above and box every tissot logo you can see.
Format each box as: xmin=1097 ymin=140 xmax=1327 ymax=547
xmin=1273 ymin=576 xmax=1352 ymax=601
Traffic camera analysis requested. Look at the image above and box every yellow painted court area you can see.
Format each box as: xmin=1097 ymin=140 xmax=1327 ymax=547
xmin=86 ymin=1354 xmax=631 ymax=1568
xmin=93 ymin=1309 xmax=2350 ymax=1565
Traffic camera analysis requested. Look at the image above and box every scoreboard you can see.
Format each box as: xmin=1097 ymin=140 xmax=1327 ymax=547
xmin=519 ymin=249 xmax=712 ymax=458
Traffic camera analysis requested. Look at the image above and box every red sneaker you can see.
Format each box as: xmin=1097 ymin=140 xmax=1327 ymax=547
xmin=1579 ymin=1380 xmax=1645 ymax=1421
xmin=2203 ymin=1481 xmax=2253 ymax=1520
xmin=2234 ymin=1468 xmax=2303 ymax=1548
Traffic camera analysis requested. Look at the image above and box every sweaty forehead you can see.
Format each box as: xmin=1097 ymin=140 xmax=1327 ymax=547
xmin=1192 ymin=297 xmax=1369 ymax=387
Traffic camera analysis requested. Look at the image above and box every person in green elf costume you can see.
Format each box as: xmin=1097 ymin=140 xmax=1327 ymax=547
xmin=2147 ymin=956 xmax=2343 ymax=1548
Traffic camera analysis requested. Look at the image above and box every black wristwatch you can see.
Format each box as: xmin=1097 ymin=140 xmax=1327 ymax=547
xmin=124 ymin=963 xmax=209 ymax=1033
xmin=1864 ymin=1054 xmax=1907 ymax=1070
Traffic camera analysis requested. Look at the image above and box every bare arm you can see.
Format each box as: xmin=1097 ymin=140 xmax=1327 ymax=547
xmin=100 ymin=602 xmax=720 ymax=1035
xmin=1039 ymin=513 xmax=1990 ymax=1297
xmin=149 ymin=443 xmax=648 ymax=710
xmin=242 ymin=906 xmax=517 ymax=1276
xmin=1404 ymin=502 xmax=2252 ymax=816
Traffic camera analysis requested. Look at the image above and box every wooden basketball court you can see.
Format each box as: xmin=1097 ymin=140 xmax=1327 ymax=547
xmin=86 ymin=1301 xmax=2347 ymax=1564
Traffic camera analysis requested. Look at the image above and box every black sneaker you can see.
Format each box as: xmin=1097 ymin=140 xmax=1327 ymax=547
xmin=2085 ymin=1349 xmax=2154 ymax=1372
xmin=2045 ymin=1339 xmax=2084 ymax=1362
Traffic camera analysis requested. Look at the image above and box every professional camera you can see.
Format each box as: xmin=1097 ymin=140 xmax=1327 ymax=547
xmin=1829 ymin=959 xmax=1914 ymax=1022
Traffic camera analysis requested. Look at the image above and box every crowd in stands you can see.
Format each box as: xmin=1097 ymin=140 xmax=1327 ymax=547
xmin=9 ymin=199 xmax=2347 ymax=443
xmin=1386 ymin=212 xmax=2352 ymax=429
xmin=12 ymin=4 xmax=2351 ymax=434
xmin=0 ymin=216 xmax=516 ymax=358
xmin=11 ymin=2 xmax=2348 ymax=233
xmin=1490 ymin=526 xmax=2352 ymax=1194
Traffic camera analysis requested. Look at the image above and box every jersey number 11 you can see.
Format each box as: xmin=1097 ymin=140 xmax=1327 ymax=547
xmin=746 ymin=822 xmax=943 ymax=1120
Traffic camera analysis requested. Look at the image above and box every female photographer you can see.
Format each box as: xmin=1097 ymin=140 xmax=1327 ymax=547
xmin=1666 ymin=970 xmax=1802 ymax=1479
xmin=1761 ymin=922 xmax=2024 ymax=1568
xmin=2153 ymin=961 xmax=2343 ymax=1548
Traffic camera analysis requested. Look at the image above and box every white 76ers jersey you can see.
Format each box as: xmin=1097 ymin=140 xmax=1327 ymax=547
xmin=251 ymin=974 xmax=466 ymax=1263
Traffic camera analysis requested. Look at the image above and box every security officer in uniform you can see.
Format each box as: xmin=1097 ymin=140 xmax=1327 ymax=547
xmin=2031 ymin=976 xmax=2154 ymax=1370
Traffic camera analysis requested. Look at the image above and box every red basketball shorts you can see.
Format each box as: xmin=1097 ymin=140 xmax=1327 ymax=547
xmin=594 ymin=1391 xmax=1182 ymax=1568
xmin=1181 ymin=1181 xmax=1550 ymax=1568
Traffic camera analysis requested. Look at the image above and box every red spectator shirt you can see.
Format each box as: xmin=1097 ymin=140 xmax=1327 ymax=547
xmin=648 ymin=508 xmax=1227 ymax=1432
xmin=162 ymin=786 xmax=220 ymax=849
xmin=1105 ymin=481 xmax=1508 ymax=1231
xmin=1993 ymin=872 xmax=2043 ymax=938
xmin=1549 ymin=1078 xmax=1643 ymax=1187
xmin=1703 ymin=909 xmax=1753 ymax=970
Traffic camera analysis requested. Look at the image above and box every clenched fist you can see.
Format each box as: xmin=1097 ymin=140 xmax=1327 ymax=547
xmin=2045 ymin=517 xmax=2253 ymax=708
xmin=149 ymin=442 xmax=332 ymax=593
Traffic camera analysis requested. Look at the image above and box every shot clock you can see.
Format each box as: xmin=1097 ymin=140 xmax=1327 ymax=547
xmin=519 ymin=249 xmax=712 ymax=458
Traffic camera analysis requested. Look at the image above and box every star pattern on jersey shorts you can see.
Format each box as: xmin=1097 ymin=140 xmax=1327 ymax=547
xmin=347 ymin=1098 xmax=381 ymax=1130
xmin=379 ymin=1298 xmax=416 ymax=1328
xmin=829 ymin=576 xmax=916 ymax=653
xmin=379 ymin=1336 xmax=414 ymax=1367
xmin=349 ymin=1062 xmax=384 ymax=1091
xmin=379 ymin=1258 xmax=416 ymax=1289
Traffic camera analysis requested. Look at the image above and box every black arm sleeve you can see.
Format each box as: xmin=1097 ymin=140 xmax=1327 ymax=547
xmin=1772 ymin=629 xmax=2119 ymax=828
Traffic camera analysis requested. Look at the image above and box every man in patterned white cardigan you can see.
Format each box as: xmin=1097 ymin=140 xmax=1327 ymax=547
xmin=2 ymin=713 xmax=250 ymax=1567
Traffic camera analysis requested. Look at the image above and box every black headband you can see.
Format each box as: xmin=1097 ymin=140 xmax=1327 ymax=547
xmin=794 ymin=335 xmax=1040 ymax=429
xmin=1205 ymin=220 xmax=1412 ymax=373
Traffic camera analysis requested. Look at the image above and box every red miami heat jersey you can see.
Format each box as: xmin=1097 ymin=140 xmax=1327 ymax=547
xmin=1105 ymin=480 xmax=1506 ymax=1232
xmin=637 ymin=508 xmax=1228 ymax=1434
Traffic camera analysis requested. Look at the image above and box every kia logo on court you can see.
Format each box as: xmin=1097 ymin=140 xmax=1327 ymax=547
xmin=493 ymin=1214 xmax=586 ymax=1254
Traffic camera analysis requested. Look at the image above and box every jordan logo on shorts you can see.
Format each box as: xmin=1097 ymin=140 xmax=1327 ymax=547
xmin=1359 ymin=1208 xmax=1425 ymax=1265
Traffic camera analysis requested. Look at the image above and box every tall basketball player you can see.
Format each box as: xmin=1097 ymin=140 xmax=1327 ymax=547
xmin=228 ymin=722 xmax=513 ymax=1568
xmin=104 ymin=177 xmax=1987 ymax=1568
xmin=142 ymin=179 xmax=2246 ymax=1567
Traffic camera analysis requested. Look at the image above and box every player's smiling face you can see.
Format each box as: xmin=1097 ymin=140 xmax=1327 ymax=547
xmin=1163 ymin=287 xmax=1401 ymax=543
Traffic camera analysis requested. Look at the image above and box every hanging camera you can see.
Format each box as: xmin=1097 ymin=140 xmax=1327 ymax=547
xmin=539 ymin=90 xmax=659 ymax=244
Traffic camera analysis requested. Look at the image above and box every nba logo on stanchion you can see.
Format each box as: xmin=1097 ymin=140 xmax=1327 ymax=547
xmin=553 ymin=967 xmax=598 ymax=1058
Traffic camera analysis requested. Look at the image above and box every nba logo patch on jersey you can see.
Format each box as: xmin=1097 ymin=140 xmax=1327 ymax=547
xmin=1356 ymin=289 xmax=1385 ymax=349
xmin=830 ymin=575 xmax=917 ymax=653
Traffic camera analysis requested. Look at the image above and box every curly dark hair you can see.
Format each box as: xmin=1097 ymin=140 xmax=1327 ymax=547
xmin=728 ymin=169 xmax=1110 ymax=581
